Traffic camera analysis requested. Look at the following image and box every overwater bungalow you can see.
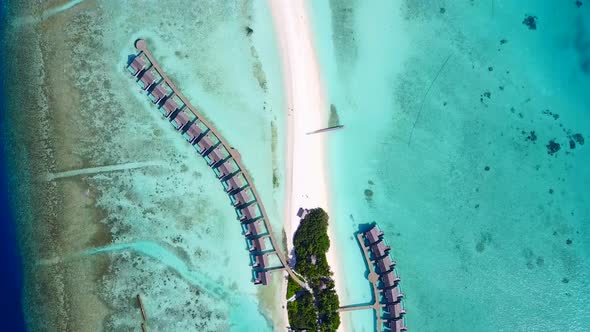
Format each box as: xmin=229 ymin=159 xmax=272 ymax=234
xmin=383 ymin=286 xmax=404 ymax=304
xmin=127 ymin=53 xmax=150 ymax=77
xmin=194 ymin=133 xmax=213 ymax=154
xmin=232 ymin=188 xmax=254 ymax=208
xmin=364 ymin=225 xmax=384 ymax=245
xmin=182 ymin=119 xmax=206 ymax=143
xmin=201 ymin=135 xmax=222 ymax=158
xmin=252 ymin=253 xmax=269 ymax=269
xmin=160 ymin=95 xmax=184 ymax=118
xmin=214 ymin=159 xmax=239 ymax=180
xmin=224 ymin=174 xmax=247 ymax=194
xmin=148 ymin=82 xmax=172 ymax=105
xmin=380 ymin=270 xmax=400 ymax=289
xmin=254 ymin=270 xmax=270 ymax=285
xmin=239 ymin=204 xmax=260 ymax=222
xmin=385 ymin=317 xmax=407 ymax=332
xmin=205 ymin=145 xmax=229 ymax=167
xmin=128 ymin=41 xmax=286 ymax=290
xmin=245 ymin=220 xmax=263 ymax=238
xmin=170 ymin=109 xmax=195 ymax=131
xmin=384 ymin=301 xmax=406 ymax=320
xmin=370 ymin=240 xmax=391 ymax=259
xmin=138 ymin=68 xmax=160 ymax=91
xmin=376 ymin=255 xmax=395 ymax=274
xmin=249 ymin=237 xmax=266 ymax=252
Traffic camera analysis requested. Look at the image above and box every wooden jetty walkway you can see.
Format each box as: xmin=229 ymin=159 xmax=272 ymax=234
xmin=337 ymin=228 xmax=407 ymax=331
xmin=128 ymin=39 xmax=308 ymax=291
xmin=335 ymin=233 xmax=384 ymax=331
xmin=305 ymin=124 xmax=344 ymax=135
xmin=337 ymin=303 xmax=375 ymax=313
xmin=136 ymin=294 xmax=148 ymax=332
xmin=137 ymin=294 xmax=147 ymax=321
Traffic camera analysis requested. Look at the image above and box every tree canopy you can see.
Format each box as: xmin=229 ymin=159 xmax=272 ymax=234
xmin=293 ymin=208 xmax=331 ymax=282
xmin=287 ymin=208 xmax=340 ymax=331
xmin=287 ymin=290 xmax=316 ymax=330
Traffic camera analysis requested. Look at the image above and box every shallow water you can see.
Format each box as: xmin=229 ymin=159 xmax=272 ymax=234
xmin=3 ymin=0 xmax=284 ymax=330
xmin=309 ymin=0 xmax=590 ymax=331
xmin=4 ymin=0 xmax=590 ymax=330
xmin=83 ymin=240 xmax=272 ymax=330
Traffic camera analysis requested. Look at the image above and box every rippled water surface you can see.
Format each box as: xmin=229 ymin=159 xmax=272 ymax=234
xmin=2 ymin=0 xmax=284 ymax=330
xmin=308 ymin=1 xmax=590 ymax=331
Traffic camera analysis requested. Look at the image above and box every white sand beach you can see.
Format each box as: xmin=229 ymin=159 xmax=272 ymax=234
xmin=268 ymin=1 xmax=347 ymax=330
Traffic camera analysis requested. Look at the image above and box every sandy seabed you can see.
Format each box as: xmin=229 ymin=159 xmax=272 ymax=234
xmin=267 ymin=1 xmax=353 ymax=330
xmin=4 ymin=0 xmax=288 ymax=330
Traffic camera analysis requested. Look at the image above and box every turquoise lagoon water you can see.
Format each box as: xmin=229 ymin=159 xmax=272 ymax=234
xmin=308 ymin=1 xmax=590 ymax=331
xmin=4 ymin=0 xmax=285 ymax=330
xmin=83 ymin=241 xmax=272 ymax=330
xmin=5 ymin=0 xmax=590 ymax=330
xmin=99 ymin=1 xmax=287 ymax=330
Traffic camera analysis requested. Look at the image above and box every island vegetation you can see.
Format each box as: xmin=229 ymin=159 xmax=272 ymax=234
xmin=287 ymin=208 xmax=340 ymax=331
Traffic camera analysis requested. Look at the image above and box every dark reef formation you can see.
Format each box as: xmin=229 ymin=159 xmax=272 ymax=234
xmin=546 ymin=139 xmax=561 ymax=156
xmin=328 ymin=104 xmax=341 ymax=127
xmin=525 ymin=130 xmax=537 ymax=143
xmin=364 ymin=189 xmax=374 ymax=202
xmin=542 ymin=109 xmax=560 ymax=120
xmin=523 ymin=15 xmax=538 ymax=30
xmin=571 ymin=133 xmax=585 ymax=145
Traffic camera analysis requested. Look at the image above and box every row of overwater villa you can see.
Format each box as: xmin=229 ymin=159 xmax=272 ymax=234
xmin=362 ymin=225 xmax=408 ymax=332
xmin=126 ymin=39 xmax=278 ymax=285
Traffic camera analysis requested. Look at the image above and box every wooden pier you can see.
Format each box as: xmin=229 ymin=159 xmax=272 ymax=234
xmin=335 ymin=233 xmax=384 ymax=331
xmin=137 ymin=294 xmax=147 ymax=321
xmin=338 ymin=228 xmax=407 ymax=331
xmin=137 ymin=294 xmax=148 ymax=331
xmin=130 ymin=39 xmax=308 ymax=291
xmin=337 ymin=303 xmax=375 ymax=312
xmin=305 ymin=125 xmax=344 ymax=135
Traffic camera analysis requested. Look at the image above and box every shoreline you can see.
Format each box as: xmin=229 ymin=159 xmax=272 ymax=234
xmin=5 ymin=0 xmax=306 ymax=330
xmin=267 ymin=1 xmax=348 ymax=330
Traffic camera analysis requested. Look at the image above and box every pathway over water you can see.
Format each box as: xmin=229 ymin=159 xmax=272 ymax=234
xmin=338 ymin=228 xmax=408 ymax=332
xmin=336 ymin=233 xmax=383 ymax=332
xmin=130 ymin=39 xmax=309 ymax=291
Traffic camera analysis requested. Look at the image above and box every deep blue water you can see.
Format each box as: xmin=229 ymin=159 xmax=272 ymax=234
xmin=0 ymin=136 xmax=26 ymax=331
xmin=1 ymin=2 xmax=26 ymax=329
